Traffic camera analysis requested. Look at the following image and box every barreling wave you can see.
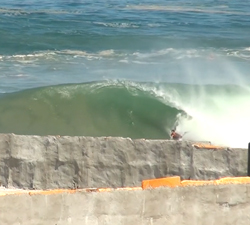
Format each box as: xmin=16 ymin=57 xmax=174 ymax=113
xmin=0 ymin=81 xmax=184 ymax=139
xmin=1 ymin=80 xmax=249 ymax=147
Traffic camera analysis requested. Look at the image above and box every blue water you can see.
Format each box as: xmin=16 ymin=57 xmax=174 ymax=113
xmin=0 ymin=0 xmax=250 ymax=147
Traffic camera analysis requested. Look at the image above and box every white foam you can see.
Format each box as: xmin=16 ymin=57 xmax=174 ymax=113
xmin=94 ymin=22 xmax=139 ymax=28
xmin=1 ymin=48 xmax=249 ymax=64
xmin=175 ymin=86 xmax=250 ymax=148
xmin=0 ymin=49 xmax=119 ymax=64
xmin=98 ymin=50 xmax=115 ymax=56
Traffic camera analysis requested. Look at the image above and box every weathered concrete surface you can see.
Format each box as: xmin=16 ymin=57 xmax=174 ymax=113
xmin=0 ymin=133 xmax=247 ymax=189
xmin=1 ymin=184 xmax=250 ymax=225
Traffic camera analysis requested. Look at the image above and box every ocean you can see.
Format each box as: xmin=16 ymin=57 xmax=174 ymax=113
xmin=0 ymin=0 xmax=250 ymax=148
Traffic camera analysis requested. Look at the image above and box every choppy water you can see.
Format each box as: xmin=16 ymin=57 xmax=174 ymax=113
xmin=0 ymin=0 xmax=250 ymax=147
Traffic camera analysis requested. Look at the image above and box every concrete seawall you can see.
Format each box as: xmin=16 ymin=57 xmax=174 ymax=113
xmin=1 ymin=134 xmax=250 ymax=224
xmin=0 ymin=134 xmax=248 ymax=189
xmin=1 ymin=182 xmax=250 ymax=225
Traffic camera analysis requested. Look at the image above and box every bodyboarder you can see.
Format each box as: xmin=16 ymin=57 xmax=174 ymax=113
xmin=170 ymin=130 xmax=182 ymax=140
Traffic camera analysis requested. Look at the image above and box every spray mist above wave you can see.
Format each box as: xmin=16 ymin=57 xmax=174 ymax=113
xmin=168 ymin=84 xmax=250 ymax=148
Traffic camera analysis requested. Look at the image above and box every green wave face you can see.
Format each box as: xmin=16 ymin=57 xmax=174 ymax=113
xmin=0 ymin=81 xmax=183 ymax=139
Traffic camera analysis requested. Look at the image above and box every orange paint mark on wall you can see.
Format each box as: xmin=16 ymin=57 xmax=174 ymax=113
xmin=192 ymin=143 xmax=225 ymax=149
xmin=215 ymin=177 xmax=250 ymax=185
xmin=117 ymin=187 xmax=142 ymax=191
xmin=28 ymin=189 xmax=76 ymax=196
xmin=181 ymin=180 xmax=215 ymax=187
xmin=142 ymin=176 xmax=181 ymax=189
xmin=2 ymin=176 xmax=250 ymax=197
xmin=97 ymin=188 xmax=114 ymax=192
xmin=141 ymin=176 xmax=250 ymax=189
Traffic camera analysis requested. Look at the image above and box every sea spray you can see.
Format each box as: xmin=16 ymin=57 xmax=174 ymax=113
xmin=174 ymin=85 xmax=250 ymax=148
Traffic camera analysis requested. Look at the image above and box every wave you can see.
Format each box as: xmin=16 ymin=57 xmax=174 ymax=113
xmin=0 ymin=80 xmax=249 ymax=148
xmin=0 ymin=81 xmax=184 ymax=139
xmin=93 ymin=22 xmax=140 ymax=28
xmin=0 ymin=8 xmax=89 ymax=16
xmin=1 ymin=4 xmax=250 ymax=17
xmin=1 ymin=47 xmax=250 ymax=64
xmin=126 ymin=5 xmax=250 ymax=15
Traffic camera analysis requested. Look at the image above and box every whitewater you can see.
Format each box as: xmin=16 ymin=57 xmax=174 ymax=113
xmin=0 ymin=0 xmax=250 ymax=148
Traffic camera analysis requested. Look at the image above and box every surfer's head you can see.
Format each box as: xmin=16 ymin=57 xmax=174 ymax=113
xmin=171 ymin=130 xmax=175 ymax=136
